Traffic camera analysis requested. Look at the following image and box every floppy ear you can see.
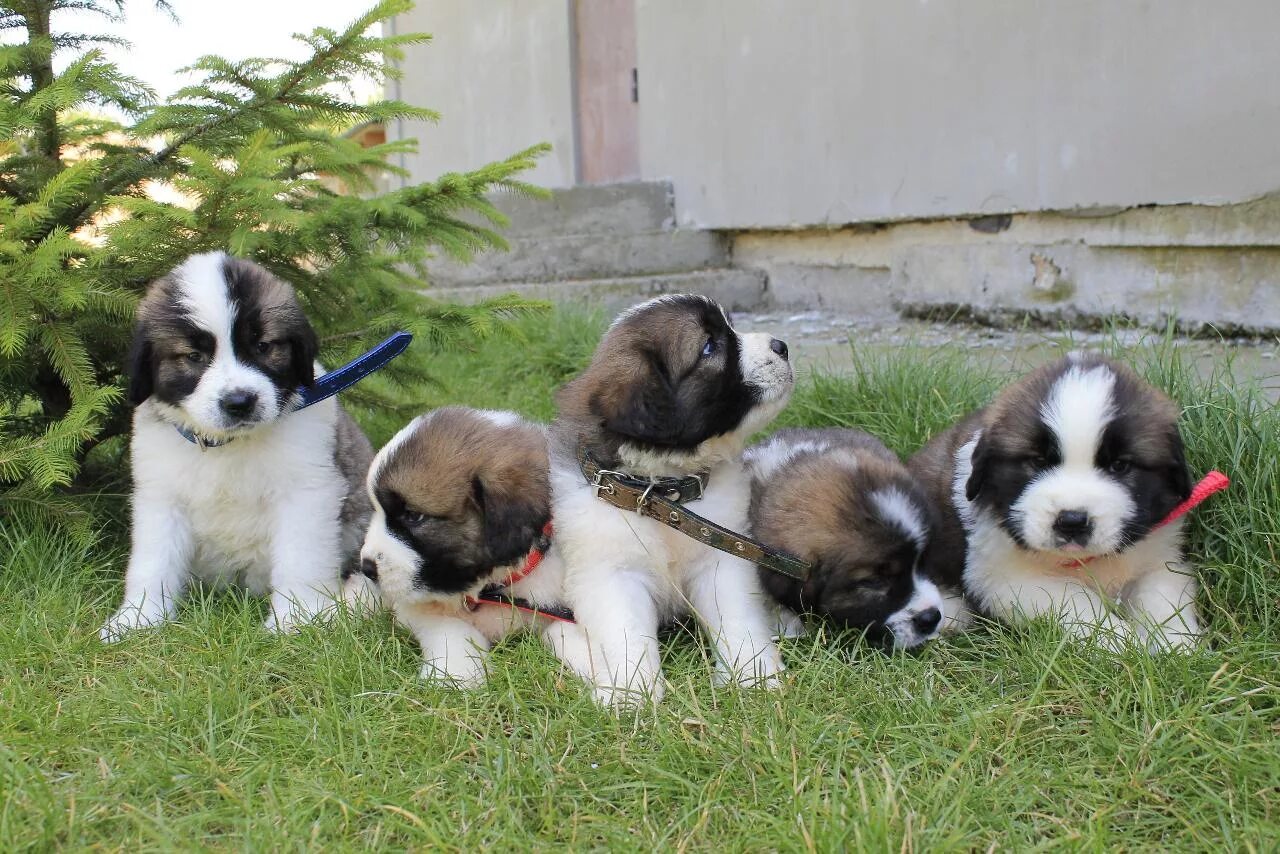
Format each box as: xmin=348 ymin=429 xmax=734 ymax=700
xmin=1166 ymin=425 xmax=1192 ymax=501
xmin=288 ymin=321 xmax=319 ymax=388
xmin=126 ymin=327 xmax=154 ymax=405
xmin=472 ymin=475 xmax=550 ymax=568
xmin=590 ymin=353 xmax=684 ymax=444
xmin=964 ymin=432 xmax=990 ymax=502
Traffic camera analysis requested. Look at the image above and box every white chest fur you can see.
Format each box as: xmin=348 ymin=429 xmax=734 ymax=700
xmin=131 ymin=399 xmax=342 ymax=591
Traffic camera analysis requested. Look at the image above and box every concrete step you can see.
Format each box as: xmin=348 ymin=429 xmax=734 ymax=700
xmin=487 ymin=181 xmax=674 ymax=238
xmin=429 ymin=229 xmax=729 ymax=286
xmin=426 ymin=268 xmax=767 ymax=314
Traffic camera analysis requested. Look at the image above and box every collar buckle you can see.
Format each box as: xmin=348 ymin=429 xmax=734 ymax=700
xmin=592 ymin=468 xmax=623 ymax=499
xmin=637 ymin=482 xmax=657 ymax=514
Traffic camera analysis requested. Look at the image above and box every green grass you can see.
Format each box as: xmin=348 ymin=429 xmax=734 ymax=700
xmin=3 ymin=310 xmax=1278 ymax=850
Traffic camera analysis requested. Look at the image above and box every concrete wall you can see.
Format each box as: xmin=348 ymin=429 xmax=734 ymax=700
xmin=389 ymin=0 xmax=576 ymax=188
xmin=636 ymin=0 xmax=1280 ymax=229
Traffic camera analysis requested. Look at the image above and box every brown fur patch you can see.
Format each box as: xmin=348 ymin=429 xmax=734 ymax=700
xmin=750 ymin=429 xmax=935 ymax=628
xmin=374 ymin=408 xmax=552 ymax=590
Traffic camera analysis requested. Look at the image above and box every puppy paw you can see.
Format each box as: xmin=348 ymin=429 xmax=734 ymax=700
xmin=99 ymin=606 xmax=168 ymax=642
xmin=419 ymin=657 xmax=487 ymax=689
xmin=592 ymin=678 xmax=664 ymax=709
xmin=1142 ymin=626 xmax=1201 ymax=655
xmin=714 ymin=649 xmax=784 ymax=689
xmin=772 ymin=608 xmax=807 ymax=641
xmin=341 ymin=575 xmax=384 ymax=616
xmin=265 ymin=594 xmax=338 ymax=634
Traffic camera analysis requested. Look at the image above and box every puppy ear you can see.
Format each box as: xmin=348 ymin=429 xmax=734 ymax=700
xmin=964 ymin=432 xmax=990 ymax=502
xmin=288 ymin=321 xmax=319 ymax=388
xmin=591 ymin=354 xmax=683 ymax=444
xmin=1166 ymin=425 xmax=1192 ymax=501
xmin=472 ymin=475 xmax=549 ymax=568
xmin=126 ymin=327 xmax=154 ymax=405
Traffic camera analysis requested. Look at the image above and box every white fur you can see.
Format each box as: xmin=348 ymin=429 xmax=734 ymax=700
xmin=553 ymin=329 xmax=793 ymax=707
xmin=871 ymin=487 xmax=928 ymax=551
xmin=102 ymin=395 xmax=348 ymax=637
xmin=743 ymin=436 xmax=832 ymax=481
xmin=358 ymin=416 xmax=577 ymax=686
xmin=953 ymin=390 xmax=1200 ymax=653
xmin=1012 ymin=364 xmax=1135 ymax=555
xmin=884 ymin=573 xmax=945 ymax=648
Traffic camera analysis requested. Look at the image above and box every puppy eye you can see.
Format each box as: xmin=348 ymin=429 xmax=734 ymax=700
xmin=255 ymin=340 xmax=275 ymax=355
xmin=186 ymin=351 xmax=205 ymax=365
xmin=1109 ymin=457 xmax=1132 ymax=475
xmin=701 ymin=337 xmax=717 ymax=358
xmin=400 ymin=509 xmax=426 ymax=526
xmin=1032 ymin=451 xmax=1060 ymax=468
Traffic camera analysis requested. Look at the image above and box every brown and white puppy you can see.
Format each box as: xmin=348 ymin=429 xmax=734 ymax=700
xmin=550 ymin=294 xmax=793 ymax=706
xmin=909 ymin=352 xmax=1197 ymax=652
xmin=357 ymin=407 xmax=577 ymax=686
xmin=102 ymin=251 xmax=373 ymax=641
xmin=745 ymin=428 xmax=966 ymax=649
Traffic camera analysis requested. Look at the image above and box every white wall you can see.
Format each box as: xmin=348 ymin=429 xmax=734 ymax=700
xmin=389 ymin=0 xmax=576 ymax=188
xmin=636 ymin=0 xmax=1280 ymax=229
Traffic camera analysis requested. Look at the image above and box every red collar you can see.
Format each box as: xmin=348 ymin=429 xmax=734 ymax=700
xmin=465 ymin=522 xmax=574 ymax=622
xmin=1058 ymin=470 xmax=1229 ymax=569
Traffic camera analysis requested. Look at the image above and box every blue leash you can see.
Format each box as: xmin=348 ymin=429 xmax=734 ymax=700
xmin=174 ymin=331 xmax=413 ymax=448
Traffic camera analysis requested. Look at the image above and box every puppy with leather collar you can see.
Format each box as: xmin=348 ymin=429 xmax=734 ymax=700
xmin=102 ymin=252 xmax=373 ymax=640
xmin=356 ymin=407 xmax=579 ymax=686
xmin=550 ymin=294 xmax=793 ymax=706
xmin=909 ymin=352 xmax=1198 ymax=652
xmin=745 ymin=428 xmax=967 ymax=649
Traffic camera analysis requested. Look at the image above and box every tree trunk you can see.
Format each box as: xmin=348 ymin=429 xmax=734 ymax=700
xmin=25 ymin=1 xmax=62 ymax=171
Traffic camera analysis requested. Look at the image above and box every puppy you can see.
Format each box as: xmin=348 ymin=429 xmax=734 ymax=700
xmin=357 ymin=407 xmax=579 ymax=686
xmin=551 ymin=294 xmax=793 ymax=706
xmin=745 ymin=428 xmax=964 ymax=649
xmin=102 ymin=251 xmax=373 ymax=640
xmin=909 ymin=353 xmax=1197 ymax=652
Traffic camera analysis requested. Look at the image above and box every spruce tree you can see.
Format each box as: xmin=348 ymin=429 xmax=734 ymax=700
xmin=0 ymin=0 xmax=547 ymax=538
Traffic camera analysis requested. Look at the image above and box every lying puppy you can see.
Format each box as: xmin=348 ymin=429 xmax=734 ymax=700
xmin=551 ymin=294 xmax=793 ymax=706
xmin=909 ymin=353 xmax=1198 ymax=652
xmin=102 ymin=252 xmax=372 ymax=640
xmin=745 ymin=428 xmax=965 ymax=649
xmin=357 ymin=407 xmax=578 ymax=686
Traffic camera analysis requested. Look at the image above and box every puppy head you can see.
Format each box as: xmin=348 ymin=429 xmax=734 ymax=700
xmin=557 ymin=294 xmax=792 ymax=464
xmin=752 ymin=450 xmax=943 ymax=649
xmin=359 ymin=408 xmax=551 ymax=606
xmin=964 ymin=353 xmax=1190 ymax=558
xmin=128 ymin=252 xmax=318 ymax=439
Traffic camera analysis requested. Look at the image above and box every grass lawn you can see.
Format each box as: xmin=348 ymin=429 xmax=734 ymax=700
xmin=2 ymin=309 xmax=1278 ymax=850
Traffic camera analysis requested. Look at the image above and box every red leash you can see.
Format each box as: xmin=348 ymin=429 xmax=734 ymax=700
xmin=465 ymin=522 xmax=576 ymax=623
xmin=1059 ymin=470 xmax=1230 ymax=569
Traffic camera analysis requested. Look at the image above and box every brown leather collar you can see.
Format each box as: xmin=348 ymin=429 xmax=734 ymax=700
xmin=577 ymin=443 xmax=812 ymax=582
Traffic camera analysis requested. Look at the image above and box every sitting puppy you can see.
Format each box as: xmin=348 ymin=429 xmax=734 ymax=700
xmin=745 ymin=428 xmax=966 ymax=649
xmin=551 ymin=294 xmax=793 ymax=706
xmin=357 ymin=407 xmax=578 ymax=686
xmin=909 ymin=353 xmax=1198 ymax=652
xmin=102 ymin=252 xmax=373 ymax=640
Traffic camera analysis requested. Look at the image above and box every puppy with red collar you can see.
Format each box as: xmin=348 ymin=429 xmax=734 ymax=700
xmin=910 ymin=353 xmax=1199 ymax=652
xmin=356 ymin=407 xmax=579 ymax=686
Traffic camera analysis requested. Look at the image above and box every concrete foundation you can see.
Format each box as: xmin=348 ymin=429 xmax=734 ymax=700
xmin=732 ymin=195 xmax=1280 ymax=335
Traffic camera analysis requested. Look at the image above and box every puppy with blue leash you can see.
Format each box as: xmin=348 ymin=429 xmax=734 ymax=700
xmin=101 ymin=252 xmax=410 ymax=641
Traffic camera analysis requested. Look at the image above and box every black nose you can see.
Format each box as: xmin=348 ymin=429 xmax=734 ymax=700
xmin=912 ymin=607 xmax=941 ymax=635
xmin=359 ymin=558 xmax=378 ymax=581
xmin=769 ymin=338 xmax=789 ymax=360
xmin=1053 ymin=510 xmax=1092 ymax=541
xmin=219 ymin=389 xmax=258 ymax=418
